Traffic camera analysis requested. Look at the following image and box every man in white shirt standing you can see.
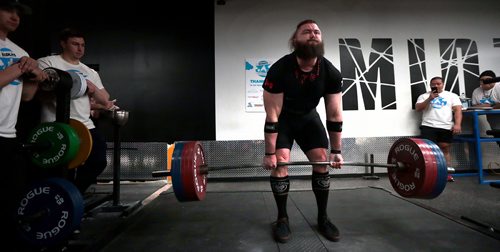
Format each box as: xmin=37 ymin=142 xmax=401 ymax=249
xmin=38 ymin=28 xmax=117 ymax=194
xmin=471 ymin=70 xmax=500 ymax=146
xmin=0 ymin=0 xmax=48 ymax=247
xmin=416 ymin=76 xmax=462 ymax=182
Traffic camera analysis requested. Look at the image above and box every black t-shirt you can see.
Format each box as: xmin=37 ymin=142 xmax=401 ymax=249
xmin=262 ymin=52 xmax=342 ymax=115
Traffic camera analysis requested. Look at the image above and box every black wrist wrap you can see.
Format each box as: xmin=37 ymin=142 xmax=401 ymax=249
xmin=326 ymin=121 xmax=343 ymax=132
xmin=264 ymin=121 xmax=279 ymax=133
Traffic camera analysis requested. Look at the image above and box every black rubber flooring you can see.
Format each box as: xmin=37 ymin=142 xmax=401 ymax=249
xmin=101 ymin=187 xmax=500 ymax=251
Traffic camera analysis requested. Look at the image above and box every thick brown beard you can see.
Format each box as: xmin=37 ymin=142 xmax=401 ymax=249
xmin=294 ymin=40 xmax=324 ymax=59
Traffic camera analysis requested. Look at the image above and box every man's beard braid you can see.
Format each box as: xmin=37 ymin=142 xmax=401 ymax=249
xmin=294 ymin=40 xmax=325 ymax=59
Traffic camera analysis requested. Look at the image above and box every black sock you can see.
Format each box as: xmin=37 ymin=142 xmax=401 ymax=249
xmin=312 ymin=171 xmax=330 ymax=221
xmin=270 ymin=176 xmax=290 ymax=220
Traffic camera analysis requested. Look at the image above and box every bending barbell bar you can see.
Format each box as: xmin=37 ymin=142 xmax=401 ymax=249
xmin=152 ymin=161 xmax=455 ymax=177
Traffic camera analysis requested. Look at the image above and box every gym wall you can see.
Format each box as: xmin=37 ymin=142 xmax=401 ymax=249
xmin=15 ymin=0 xmax=215 ymax=143
xmin=16 ymin=0 xmax=500 ymax=143
xmin=11 ymin=0 xmax=500 ymax=179
xmin=215 ymin=0 xmax=500 ymax=140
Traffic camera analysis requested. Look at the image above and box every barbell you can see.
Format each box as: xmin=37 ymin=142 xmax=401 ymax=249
xmin=151 ymin=137 xmax=455 ymax=202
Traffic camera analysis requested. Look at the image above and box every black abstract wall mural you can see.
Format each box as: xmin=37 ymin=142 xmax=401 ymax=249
xmin=439 ymin=39 xmax=479 ymax=98
xmin=408 ymin=39 xmax=427 ymax=109
xmin=494 ymin=38 xmax=500 ymax=47
xmin=340 ymin=38 xmax=483 ymax=111
xmin=340 ymin=38 xmax=395 ymax=110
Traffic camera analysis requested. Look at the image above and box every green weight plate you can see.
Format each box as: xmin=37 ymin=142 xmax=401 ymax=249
xmin=28 ymin=122 xmax=80 ymax=168
xmin=58 ymin=123 xmax=80 ymax=165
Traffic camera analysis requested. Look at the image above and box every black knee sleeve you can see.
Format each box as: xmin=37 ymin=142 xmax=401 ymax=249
xmin=312 ymin=172 xmax=330 ymax=191
xmin=270 ymin=176 xmax=290 ymax=195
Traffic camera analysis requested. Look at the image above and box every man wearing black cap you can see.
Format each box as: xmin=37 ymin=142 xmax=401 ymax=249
xmin=0 ymin=0 xmax=47 ymax=248
xmin=0 ymin=0 xmax=31 ymax=15
xmin=471 ymin=70 xmax=500 ymax=145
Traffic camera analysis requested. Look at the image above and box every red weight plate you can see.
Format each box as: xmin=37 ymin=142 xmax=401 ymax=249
xmin=412 ymin=138 xmax=438 ymax=198
xmin=423 ymin=139 xmax=448 ymax=198
xmin=412 ymin=138 xmax=436 ymax=198
xmin=181 ymin=141 xmax=207 ymax=201
xmin=387 ymin=138 xmax=428 ymax=198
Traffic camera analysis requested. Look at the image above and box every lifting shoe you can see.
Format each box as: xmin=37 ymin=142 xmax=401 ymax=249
xmin=272 ymin=217 xmax=291 ymax=243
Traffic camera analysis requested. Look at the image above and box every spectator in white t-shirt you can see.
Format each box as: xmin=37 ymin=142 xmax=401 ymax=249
xmin=0 ymin=1 xmax=48 ymax=247
xmin=471 ymin=70 xmax=500 ymax=145
xmin=37 ymin=28 xmax=118 ymax=194
xmin=416 ymin=76 xmax=462 ymax=181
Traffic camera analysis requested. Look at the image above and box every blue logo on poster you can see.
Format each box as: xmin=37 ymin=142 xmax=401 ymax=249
xmin=255 ymin=60 xmax=270 ymax=78
xmin=245 ymin=61 xmax=253 ymax=70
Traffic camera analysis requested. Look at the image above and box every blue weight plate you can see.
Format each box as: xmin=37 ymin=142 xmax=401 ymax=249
xmin=423 ymin=139 xmax=447 ymax=198
xmin=15 ymin=178 xmax=84 ymax=247
xmin=171 ymin=142 xmax=186 ymax=201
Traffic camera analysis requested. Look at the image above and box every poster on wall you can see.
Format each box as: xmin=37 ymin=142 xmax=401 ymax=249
xmin=245 ymin=59 xmax=274 ymax=112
